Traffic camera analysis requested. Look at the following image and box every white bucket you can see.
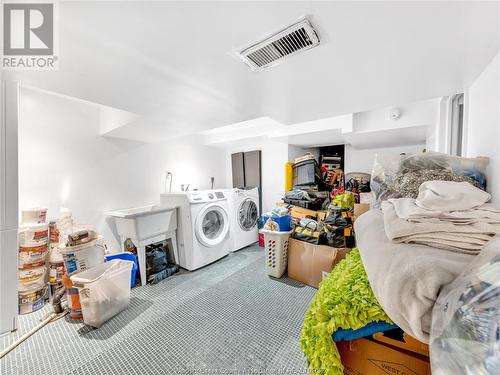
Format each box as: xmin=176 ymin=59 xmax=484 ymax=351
xmin=21 ymin=207 xmax=48 ymax=225
xmin=18 ymin=287 xmax=47 ymax=315
xmin=18 ymin=244 xmax=49 ymax=269
xmin=18 ymin=266 xmax=47 ymax=292
xmin=19 ymin=223 xmax=49 ymax=247
xmin=59 ymin=239 xmax=105 ymax=276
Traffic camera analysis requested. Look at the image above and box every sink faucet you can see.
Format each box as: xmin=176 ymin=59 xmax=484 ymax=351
xmin=165 ymin=172 xmax=172 ymax=193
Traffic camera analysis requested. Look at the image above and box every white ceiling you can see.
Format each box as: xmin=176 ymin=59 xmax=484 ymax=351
xmin=5 ymin=1 xmax=500 ymax=142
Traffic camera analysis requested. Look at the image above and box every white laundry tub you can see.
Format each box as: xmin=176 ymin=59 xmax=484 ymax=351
xmin=106 ymin=204 xmax=177 ymax=241
xmin=106 ymin=204 xmax=178 ymax=286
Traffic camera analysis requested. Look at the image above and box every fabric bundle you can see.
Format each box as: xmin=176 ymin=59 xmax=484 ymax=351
xmin=355 ymin=209 xmax=473 ymax=343
xmin=382 ymin=181 xmax=500 ymax=254
xmin=300 ymin=249 xmax=392 ymax=374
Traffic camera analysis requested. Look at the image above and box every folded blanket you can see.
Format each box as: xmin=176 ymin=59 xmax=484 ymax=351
xmin=300 ymin=249 xmax=392 ymax=374
xmin=332 ymin=321 xmax=398 ymax=342
xmin=416 ymin=181 xmax=491 ymax=211
xmin=390 ymin=198 xmax=500 ymax=224
xmin=382 ymin=200 xmax=500 ymax=253
xmin=355 ymin=209 xmax=473 ymax=342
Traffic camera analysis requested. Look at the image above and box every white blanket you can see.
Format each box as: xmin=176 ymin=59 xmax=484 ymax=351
xmin=355 ymin=209 xmax=473 ymax=343
xmin=382 ymin=201 xmax=500 ymax=254
xmin=416 ymin=181 xmax=491 ymax=211
xmin=389 ymin=198 xmax=500 ymax=224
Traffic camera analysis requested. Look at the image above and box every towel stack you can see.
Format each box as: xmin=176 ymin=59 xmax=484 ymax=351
xmin=382 ymin=181 xmax=500 ymax=254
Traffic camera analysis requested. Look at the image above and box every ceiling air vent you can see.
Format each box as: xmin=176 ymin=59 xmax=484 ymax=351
xmin=235 ymin=18 xmax=320 ymax=71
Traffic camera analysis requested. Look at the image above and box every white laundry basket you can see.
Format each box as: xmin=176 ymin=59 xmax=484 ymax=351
xmin=70 ymin=259 xmax=133 ymax=328
xmin=260 ymin=230 xmax=292 ymax=278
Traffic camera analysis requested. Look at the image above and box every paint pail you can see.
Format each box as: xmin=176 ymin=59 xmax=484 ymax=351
xmin=18 ymin=244 xmax=49 ymax=269
xmin=21 ymin=207 xmax=48 ymax=225
xmin=18 ymin=287 xmax=47 ymax=315
xmin=18 ymin=266 xmax=47 ymax=292
xmin=19 ymin=223 xmax=49 ymax=247
xmin=59 ymin=239 xmax=105 ymax=276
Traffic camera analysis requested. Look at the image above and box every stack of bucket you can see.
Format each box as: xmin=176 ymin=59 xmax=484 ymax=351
xmin=18 ymin=208 xmax=49 ymax=314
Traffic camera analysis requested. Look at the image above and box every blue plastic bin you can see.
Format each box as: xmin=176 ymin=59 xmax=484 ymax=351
xmin=262 ymin=214 xmax=292 ymax=231
xmin=104 ymin=252 xmax=138 ymax=288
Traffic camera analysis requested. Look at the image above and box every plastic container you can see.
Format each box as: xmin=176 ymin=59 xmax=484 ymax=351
xmin=262 ymin=214 xmax=292 ymax=232
xmin=18 ymin=287 xmax=47 ymax=315
xmin=57 ymin=208 xmax=73 ymax=243
xmin=59 ymin=238 xmax=105 ymax=276
xmin=260 ymin=230 xmax=292 ymax=278
xmin=48 ymin=243 xmax=65 ymax=283
xmin=19 ymin=223 xmax=49 ymax=247
xmin=105 ymin=252 xmax=138 ymax=288
xmin=18 ymin=266 xmax=47 ymax=292
xmin=70 ymin=259 xmax=133 ymax=328
xmin=21 ymin=207 xmax=48 ymax=225
xmin=61 ymin=274 xmax=82 ymax=319
xmin=18 ymin=244 xmax=49 ymax=269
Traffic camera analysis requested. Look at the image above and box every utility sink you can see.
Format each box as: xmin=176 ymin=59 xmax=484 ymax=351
xmin=106 ymin=204 xmax=177 ymax=241
xmin=106 ymin=204 xmax=179 ymax=286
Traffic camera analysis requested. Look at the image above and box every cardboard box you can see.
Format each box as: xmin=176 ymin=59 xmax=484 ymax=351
xmin=354 ymin=203 xmax=370 ymax=222
xmin=277 ymin=202 xmax=327 ymax=223
xmin=338 ymin=338 xmax=431 ymax=375
xmin=372 ymin=330 xmax=430 ymax=357
xmin=287 ymin=238 xmax=350 ymax=288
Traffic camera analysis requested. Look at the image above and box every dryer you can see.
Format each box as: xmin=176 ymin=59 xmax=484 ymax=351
xmin=226 ymin=188 xmax=259 ymax=252
xmin=160 ymin=191 xmax=231 ymax=270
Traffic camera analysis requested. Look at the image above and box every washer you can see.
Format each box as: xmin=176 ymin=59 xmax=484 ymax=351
xmin=160 ymin=191 xmax=231 ymax=270
xmin=226 ymin=188 xmax=260 ymax=252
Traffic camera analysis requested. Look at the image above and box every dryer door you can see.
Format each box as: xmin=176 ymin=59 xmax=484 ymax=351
xmin=195 ymin=203 xmax=230 ymax=247
xmin=238 ymin=199 xmax=258 ymax=231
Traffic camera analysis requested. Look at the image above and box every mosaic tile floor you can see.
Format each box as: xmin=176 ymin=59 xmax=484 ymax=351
xmin=1 ymin=245 xmax=316 ymax=374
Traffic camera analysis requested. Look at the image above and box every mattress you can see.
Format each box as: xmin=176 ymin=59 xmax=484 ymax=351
xmin=354 ymin=209 xmax=474 ymax=343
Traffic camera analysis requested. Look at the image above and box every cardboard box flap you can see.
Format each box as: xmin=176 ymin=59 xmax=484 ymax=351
xmin=338 ymin=338 xmax=431 ymax=375
xmin=372 ymin=329 xmax=430 ymax=357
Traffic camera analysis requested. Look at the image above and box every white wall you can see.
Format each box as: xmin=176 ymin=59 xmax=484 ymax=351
xmin=19 ymin=87 xmax=227 ymax=250
xmin=465 ymin=51 xmax=500 ymax=201
xmin=352 ymin=98 xmax=440 ymax=133
xmin=344 ymin=144 xmax=426 ymax=174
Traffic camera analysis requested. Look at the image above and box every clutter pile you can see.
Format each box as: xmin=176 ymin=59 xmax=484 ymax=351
xmin=16 ymin=207 xmax=151 ymax=329
xmin=300 ymin=151 xmax=498 ymax=375
xmin=382 ymin=181 xmax=500 ymax=253
xmin=260 ymin=153 xmax=371 ymax=289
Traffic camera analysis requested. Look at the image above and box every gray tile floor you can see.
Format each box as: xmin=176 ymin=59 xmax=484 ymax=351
xmin=1 ymin=245 xmax=316 ymax=375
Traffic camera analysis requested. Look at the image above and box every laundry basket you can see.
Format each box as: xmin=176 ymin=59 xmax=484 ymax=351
xmin=260 ymin=230 xmax=292 ymax=278
xmin=70 ymin=259 xmax=133 ymax=328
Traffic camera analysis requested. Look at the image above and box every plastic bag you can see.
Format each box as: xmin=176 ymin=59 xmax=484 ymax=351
xmin=430 ymin=237 xmax=500 ymax=375
xmin=371 ymin=151 xmax=489 ymax=207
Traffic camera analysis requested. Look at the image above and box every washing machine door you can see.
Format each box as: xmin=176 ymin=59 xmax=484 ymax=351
xmin=238 ymin=199 xmax=258 ymax=231
xmin=195 ymin=203 xmax=230 ymax=247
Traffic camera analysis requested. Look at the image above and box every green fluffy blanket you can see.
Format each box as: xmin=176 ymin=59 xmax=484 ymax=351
xmin=300 ymin=249 xmax=392 ymax=374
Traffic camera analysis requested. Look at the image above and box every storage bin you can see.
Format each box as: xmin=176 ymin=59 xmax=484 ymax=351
xmin=70 ymin=259 xmax=133 ymax=327
xmin=262 ymin=214 xmax=292 ymax=232
xmin=105 ymin=252 xmax=138 ymax=288
xmin=260 ymin=230 xmax=292 ymax=278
